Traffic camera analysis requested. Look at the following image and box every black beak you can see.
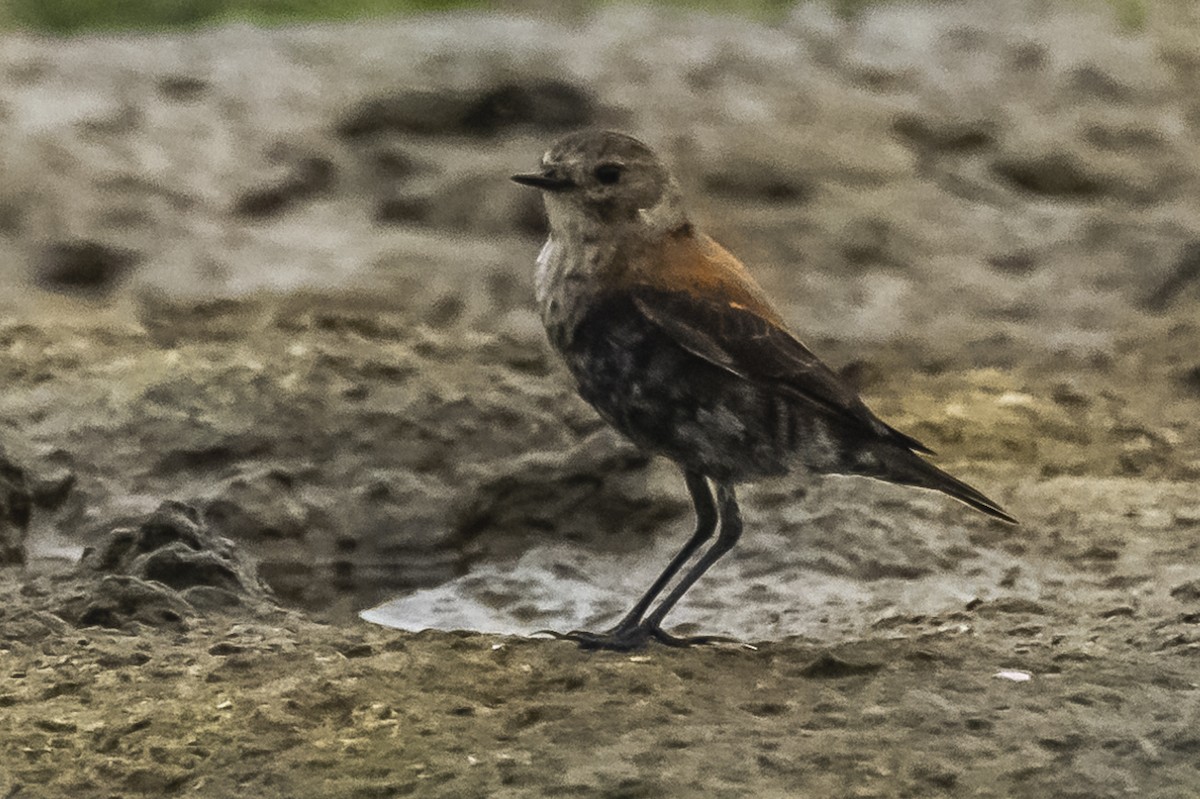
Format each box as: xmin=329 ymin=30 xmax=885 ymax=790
xmin=511 ymin=172 xmax=574 ymax=192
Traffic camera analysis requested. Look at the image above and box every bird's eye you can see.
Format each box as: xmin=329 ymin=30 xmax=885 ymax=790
xmin=593 ymin=163 xmax=622 ymax=185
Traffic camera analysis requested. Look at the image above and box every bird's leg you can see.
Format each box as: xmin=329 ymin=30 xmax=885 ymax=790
xmin=609 ymin=471 xmax=718 ymax=630
xmin=640 ymin=482 xmax=743 ymax=647
xmin=540 ymin=470 xmax=717 ymax=651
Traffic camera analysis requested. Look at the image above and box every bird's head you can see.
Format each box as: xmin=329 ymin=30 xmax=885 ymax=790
xmin=512 ymin=130 xmax=687 ymax=237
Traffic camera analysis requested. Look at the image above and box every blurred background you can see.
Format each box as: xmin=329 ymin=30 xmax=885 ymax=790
xmin=0 ymin=0 xmax=1198 ymax=634
xmin=1 ymin=0 xmax=1195 ymax=353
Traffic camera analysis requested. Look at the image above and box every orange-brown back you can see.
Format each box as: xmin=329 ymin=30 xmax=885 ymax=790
xmin=612 ymin=229 xmax=788 ymax=328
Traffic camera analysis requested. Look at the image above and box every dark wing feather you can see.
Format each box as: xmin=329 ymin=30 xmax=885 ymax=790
xmin=631 ymin=287 xmax=934 ymax=455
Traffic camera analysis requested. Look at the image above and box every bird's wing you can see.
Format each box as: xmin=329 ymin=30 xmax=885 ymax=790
xmin=630 ymin=285 xmax=934 ymax=455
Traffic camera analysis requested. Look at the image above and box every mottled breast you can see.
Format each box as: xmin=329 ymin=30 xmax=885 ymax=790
xmin=556 ymin=292 xmax=797 ymax=483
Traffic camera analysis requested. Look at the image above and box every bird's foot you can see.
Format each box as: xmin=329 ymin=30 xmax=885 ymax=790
xmin=640 ymin=623 xmax=740 ymax=648
xmin=534 ymin=623 xmax=651 ymax=651
xmin=534 ymin=622 xmax=739 ymax=651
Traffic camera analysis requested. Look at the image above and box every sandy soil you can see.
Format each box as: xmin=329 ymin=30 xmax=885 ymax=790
xmin=2 ymin=1 xmax=1200 ymax=796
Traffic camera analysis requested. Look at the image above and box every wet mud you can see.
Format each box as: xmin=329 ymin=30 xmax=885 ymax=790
xmin=2 ymin=1 xmax=1200 ymax=796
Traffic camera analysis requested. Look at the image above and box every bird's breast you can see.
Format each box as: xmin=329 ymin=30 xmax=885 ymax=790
xmin=533 ymin=234 xmax=616 ymax=352
xmin=532 ymin=237 xmax=559 ymax=308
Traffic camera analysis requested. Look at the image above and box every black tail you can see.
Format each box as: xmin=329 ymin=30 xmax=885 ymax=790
xmin=888 ymin=453 xmax=1017 ymax=525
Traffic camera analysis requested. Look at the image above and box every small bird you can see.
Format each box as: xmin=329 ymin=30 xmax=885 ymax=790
xmin=512 ymin=130 xmax=1015 ymax=651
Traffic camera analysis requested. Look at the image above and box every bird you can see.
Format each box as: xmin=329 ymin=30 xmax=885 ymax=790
xmin=511 ymin=130 xmax=1015 ymax=651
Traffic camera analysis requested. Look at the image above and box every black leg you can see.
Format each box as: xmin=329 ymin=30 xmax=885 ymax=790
xmin=640 ymin=482 xmax=742 ymax=645
xmin=540 ymin=470 xmax=717 ymax=651
xmin=612 ymin=471 xmax=717 ymax=628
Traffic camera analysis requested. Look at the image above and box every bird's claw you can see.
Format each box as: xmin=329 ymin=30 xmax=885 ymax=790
xmin=640 ymin=623 xmax=740 ymax=648
xmin=533 ymin=623 xmax=738 ymax=651
xmin=532 ymin=624 xmax=651 ymax=651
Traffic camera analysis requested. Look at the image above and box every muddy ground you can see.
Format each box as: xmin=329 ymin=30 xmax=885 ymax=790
xmin=2 ymin=1 xmax=1200 ymax=796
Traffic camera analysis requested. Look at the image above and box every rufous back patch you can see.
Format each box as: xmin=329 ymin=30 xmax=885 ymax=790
xmin=616 ymin=231 xmax=787 ymax=328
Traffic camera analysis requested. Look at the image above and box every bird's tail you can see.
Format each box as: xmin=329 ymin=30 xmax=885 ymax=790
xmin=883 ymin=452 xmax=1017 ymax=525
